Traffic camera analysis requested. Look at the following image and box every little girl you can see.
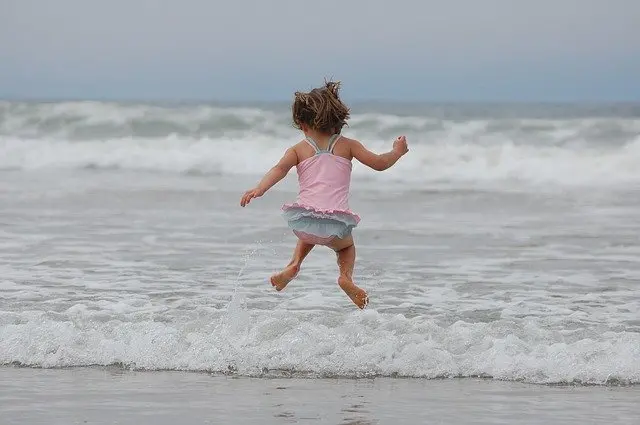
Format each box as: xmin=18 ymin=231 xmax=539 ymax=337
xmin=240 ymin=81 xmax=408 ymax=309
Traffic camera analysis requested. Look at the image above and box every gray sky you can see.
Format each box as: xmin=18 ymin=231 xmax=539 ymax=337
xmin=1 ymin=0 xmax=639 ymax=101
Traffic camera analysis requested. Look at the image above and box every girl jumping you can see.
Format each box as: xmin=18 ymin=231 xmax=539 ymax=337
xmin=240 ymin=80 xmax=408 ymax=309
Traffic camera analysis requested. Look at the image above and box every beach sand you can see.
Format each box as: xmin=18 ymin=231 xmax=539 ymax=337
xmin=1 ymin=367 xmax=639 ymax=425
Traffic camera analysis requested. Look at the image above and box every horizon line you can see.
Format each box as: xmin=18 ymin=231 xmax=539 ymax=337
xmin=2 ymin=95 xmax=640 ymax=105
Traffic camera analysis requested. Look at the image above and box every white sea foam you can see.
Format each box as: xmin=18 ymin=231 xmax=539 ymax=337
xmin=2 ymin=101 xmax=640 ymax=188
xmin=1 ymin=303 xmax=638 ymax=385
xmin=1 ymin=134 xmax=640 ymax=189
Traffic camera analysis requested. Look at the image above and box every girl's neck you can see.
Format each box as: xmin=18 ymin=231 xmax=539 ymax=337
xmin=304 ymin=128 xmax=334 ymax=142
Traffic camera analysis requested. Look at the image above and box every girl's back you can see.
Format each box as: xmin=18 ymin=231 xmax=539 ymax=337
xmin=293 ymin=134 xmax=353 ymax=212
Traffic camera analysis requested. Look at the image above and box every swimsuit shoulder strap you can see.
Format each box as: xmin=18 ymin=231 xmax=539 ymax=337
xmin=327 ymin=134 xmax=341 ymax=154
xmin=304 ymin=137 xmax=321 ymax=154
xmin=305 ymin=134 xmax=341 ymax=154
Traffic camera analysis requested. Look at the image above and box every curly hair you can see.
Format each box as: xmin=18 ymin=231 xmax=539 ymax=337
xmin=292 ymin=80 xmax=350 ymax=134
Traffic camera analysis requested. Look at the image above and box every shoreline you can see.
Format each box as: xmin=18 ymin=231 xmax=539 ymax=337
xmin=2 ymin=366 xmax=638 ymax=425
xmin=2 ymin=364 xmax=638 ymax=388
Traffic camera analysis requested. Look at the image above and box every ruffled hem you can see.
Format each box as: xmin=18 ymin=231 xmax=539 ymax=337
xmin=281 ymin=202 xmax=361 ymax=224
xmin=284 ymin=216 xmax=355 ymax=240
xmin=281 ymin=203 xmax=359 ymax=240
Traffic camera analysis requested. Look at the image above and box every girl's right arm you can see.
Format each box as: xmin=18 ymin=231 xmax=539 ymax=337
xmin=240 ymin=147 xmax=298 ymax=207
xmin=350 ymin=136 xmax=408 ymax=171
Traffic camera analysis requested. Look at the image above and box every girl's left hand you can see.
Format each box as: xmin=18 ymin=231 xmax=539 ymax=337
xmin=240 ymin=188 xmax=264 ymax=207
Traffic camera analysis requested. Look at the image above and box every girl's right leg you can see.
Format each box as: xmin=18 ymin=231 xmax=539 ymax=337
xmin=328 ymin=236 xmax=368 ymax=309
xmin=270 ymin=239 xmax=315 ymax=291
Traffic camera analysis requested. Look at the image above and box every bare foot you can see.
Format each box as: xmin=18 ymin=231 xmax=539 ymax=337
xmin=270 ymin=264 xmax=300 ymax=291
xmin=338 ymin=276 xmax=369 ymax=309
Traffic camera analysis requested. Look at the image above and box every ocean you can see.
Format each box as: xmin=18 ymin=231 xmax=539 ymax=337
xmin=1 ymin=100 xmax=639 ymax=424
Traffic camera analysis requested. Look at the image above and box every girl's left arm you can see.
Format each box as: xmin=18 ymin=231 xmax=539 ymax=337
xmin=240 ymin=148 xmax=298 ymax=207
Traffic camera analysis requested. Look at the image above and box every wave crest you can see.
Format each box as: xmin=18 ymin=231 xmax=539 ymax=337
xmin=2 ymin=101 xmax=640 ymax=188
xmin=1 ymin=306 xmax=638 ymax=385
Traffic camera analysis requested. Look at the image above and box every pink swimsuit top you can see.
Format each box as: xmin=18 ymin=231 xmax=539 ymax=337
xmin=282 ymin=134 xmax=360 ymax=233
xmin=294 ymin=134 xmax=354 ymax=213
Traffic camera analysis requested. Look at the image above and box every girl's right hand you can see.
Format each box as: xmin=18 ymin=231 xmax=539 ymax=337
xmin=240 ymin=187 xmax=264 ymax=207
xmin=393 ymin=136 xmax=409 ymax=156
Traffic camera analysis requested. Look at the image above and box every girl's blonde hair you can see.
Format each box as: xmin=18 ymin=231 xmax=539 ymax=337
xmin=292 ymin=80 xmax=350 ymax=134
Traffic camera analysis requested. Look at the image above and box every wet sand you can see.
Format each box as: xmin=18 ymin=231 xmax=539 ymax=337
xmin=1 ymin=367 xmax=638 ymax=425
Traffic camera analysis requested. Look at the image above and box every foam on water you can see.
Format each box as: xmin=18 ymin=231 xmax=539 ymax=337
xmin=1 ymin=101 xmax=640 ymax=188
xmin=1 ymin=298 xmax=638 ymax=385
xmin=2 ymin=135 xmax=640 ymax=189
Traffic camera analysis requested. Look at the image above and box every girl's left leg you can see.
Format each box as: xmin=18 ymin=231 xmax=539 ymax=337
xmin=270 ymin=239 xmax=315 ymax=291
xmin=328 ymin=235 xmax=368 ymax=309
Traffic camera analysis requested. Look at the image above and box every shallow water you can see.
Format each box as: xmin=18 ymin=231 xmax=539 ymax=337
xmin=1 ymin=102 xmax=640 ymax=424
xmin=1 ymin=170 xmax=638 ymax=384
